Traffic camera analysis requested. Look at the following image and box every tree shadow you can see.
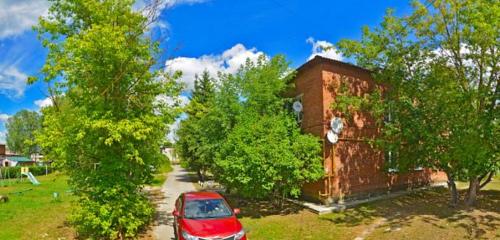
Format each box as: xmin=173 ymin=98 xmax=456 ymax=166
xmin=319 ymin=187 xmax=499 ymax=238
xmin=224 ymin=195 xmax=304 ymax=219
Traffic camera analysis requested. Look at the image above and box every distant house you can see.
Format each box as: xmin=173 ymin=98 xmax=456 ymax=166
xmin=291 ymin=56 xmax=447 ymax=204
xmin=0 ymin=144 xmax=5 ymax=156
xmin=1 ymin=156 xmax=35 ymax=167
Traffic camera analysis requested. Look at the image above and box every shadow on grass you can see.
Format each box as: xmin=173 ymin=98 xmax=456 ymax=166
xmin=319 ymin=187 xmax=500 ymax=239
xmin=223 ymin=195 xmax=304 ymax=219
xmin=173 ymin=168 xmax=500 ymax=239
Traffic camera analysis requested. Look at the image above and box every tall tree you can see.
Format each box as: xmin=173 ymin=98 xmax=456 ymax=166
xmin=32 ymin=0 xmax=181 ymax=238
xmin=176 ymin=71 xmax=217 ymax=181
xmin=336 ymin=0 xmax=499 ymax=206
xmin=6 ymin=110 xmax=41 ymax=157
xmin=214 ymin=56 xmax=324 ymax=204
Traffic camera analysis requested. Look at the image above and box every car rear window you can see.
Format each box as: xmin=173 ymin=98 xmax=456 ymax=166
xmin=184 ymin=199 xmax=233 ymax=219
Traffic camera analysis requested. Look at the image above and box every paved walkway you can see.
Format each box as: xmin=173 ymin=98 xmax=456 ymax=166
xmin=153 ymin=165 xmax=196 ymax=240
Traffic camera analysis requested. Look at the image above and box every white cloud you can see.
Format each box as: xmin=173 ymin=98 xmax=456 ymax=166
xmin=306 ymin=37 xmax=343 ymax=61
xmin=0 ymin=65 xmax=28 ymax=98
xmin=0 ymin=114 xmax=8 ymax=144
xmin=0 ymin=113 xmax=10 ymax=122
xmin=167 ymin=113 xmax=187 ymax=142
xmin=156 ymin=94 xmax=190 ymax=107
xmin=0 ymin=0 xmax=50 ymax=38
xmin=135 ymin=0 xmax=208 ymax=10
xmin=0 ymin=131 xmax=5 ymax=144
xmin=34 ymin=97 xmax=54 ymax=109
xmin=167 ymin=118 xmax=181 ymax=142
xmin=166 ymin=43 xmax=266 ymax=90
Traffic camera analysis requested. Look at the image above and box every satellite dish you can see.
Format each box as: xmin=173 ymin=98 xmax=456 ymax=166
xmin=326 ymin=130 xmax=338 ymax=144
xmin=330 ymin=117 xmax=343 ymax=134
xmin=292 ymin=101 xmax=303 ymax=113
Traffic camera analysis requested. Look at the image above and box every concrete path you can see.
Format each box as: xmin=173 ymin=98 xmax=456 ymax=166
xmin=153 ymin=165 xmax=196 ymax=240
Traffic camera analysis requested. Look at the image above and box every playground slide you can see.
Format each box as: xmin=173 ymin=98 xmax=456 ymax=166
xmin=22 ymin=172 xmax=40 ymax=185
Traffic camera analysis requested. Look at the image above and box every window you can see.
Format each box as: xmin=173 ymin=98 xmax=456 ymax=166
xmin=183 ymin=199 xmax=233 ymax=219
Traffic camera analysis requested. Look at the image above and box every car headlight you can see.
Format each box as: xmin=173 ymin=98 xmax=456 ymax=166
xmin=235 ymin=229 xmax=245 ymax=240
xmin=182 ymin=231 xmax=199 ymax=240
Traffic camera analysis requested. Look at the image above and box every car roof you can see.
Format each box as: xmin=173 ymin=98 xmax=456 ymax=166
xmin=183 ymin=191 xmax=224 ymax=200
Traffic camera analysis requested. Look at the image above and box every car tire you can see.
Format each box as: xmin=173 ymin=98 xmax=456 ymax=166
xmin=173 ymin=220 xmax=178 ymax=240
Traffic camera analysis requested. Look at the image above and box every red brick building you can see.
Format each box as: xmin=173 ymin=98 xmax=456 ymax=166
xmin=293 ymin=56 xmax=447 ymax=203
xmin=0 ymin=144 xmax=5 ymax=156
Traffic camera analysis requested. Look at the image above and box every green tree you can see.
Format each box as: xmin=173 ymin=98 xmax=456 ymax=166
xmin=176 ymin=71 xmax=217 ymax=181
xmin=6 ymin=110 xmax=42 ymax=157
xmin=32 ymin=0 xmax=181 ymax=238
xmin=214 ymin=56 xmax=324 ymax=204
xmin=336 ymin=0 xmax=499 ymax=206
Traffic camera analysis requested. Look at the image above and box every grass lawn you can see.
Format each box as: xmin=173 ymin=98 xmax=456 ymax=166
xmin=226 ymin=177 xmax=500 ymax=240
xmin=0 ymin=173 xmax=75 ymax=240
xmin=150 ymin=160 xmax=173 ymax=187
xmin=0 ymin=160 xmax=173 ymax=240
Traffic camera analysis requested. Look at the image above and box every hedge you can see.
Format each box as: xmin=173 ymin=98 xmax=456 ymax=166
xmin=0 ymin=166 xmax=53 ymax=179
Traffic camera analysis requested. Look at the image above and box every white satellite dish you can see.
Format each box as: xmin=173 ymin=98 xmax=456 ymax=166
xmin=326 ymin=130 xmax=338 ymax=144
xmin=330 ymin=117 xmax=343 ymax=134
xmin=292 ymin=101 xmax=303 ymax=113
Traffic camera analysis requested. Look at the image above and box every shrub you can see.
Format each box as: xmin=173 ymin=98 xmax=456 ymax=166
xmin=0 ymin=166 xmax=53 ymax=179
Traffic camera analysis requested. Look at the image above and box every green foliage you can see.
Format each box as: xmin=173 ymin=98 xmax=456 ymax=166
xmin=32 ymin=0 xmax=181 ymax=238
xmin=177 ymin=55 xmax=323 ymax=202
xmin=176 ymin=71 xmax=217 ymax=179
xmin=216 ymin=112 xmax=323 ymax=199
xmin=0 ymin=166 xmax=53 ymax=179
xmin=336 ymin=0 xmax=499 ymax=205
xmin=214 ymin=56 xmax=323 ymax=200
xmin=6 ymin=110 xmax=42 ymax=156
xmin=150 ymin=158 xmax=173 ymax=187
xmin=71 ymin=190 xmax=154 ymax=239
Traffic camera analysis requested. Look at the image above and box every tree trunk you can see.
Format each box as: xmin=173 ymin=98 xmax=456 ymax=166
xmin=479 ymin=171 xmax=494 ymax=189
xmin=465 ymin=177 xmax=480 ymax=207
xmin=196 ymin=170 xmax=204 ymax=183
xmin=446 ymin=172 xmax=459 ymax=207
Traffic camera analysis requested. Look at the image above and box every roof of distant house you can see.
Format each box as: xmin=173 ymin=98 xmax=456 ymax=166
xmin=5 ymin=156 xmax=33 ymax=162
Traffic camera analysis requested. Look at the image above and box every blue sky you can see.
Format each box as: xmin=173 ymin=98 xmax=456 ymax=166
xmin=0 ymin=0 xmax=413 ymax=143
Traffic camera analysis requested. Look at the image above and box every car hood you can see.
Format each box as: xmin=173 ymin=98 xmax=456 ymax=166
xmin=181 ymin=216 xmax=242 ymax=238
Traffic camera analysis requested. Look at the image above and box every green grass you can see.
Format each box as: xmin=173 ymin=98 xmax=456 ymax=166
xmin=456 ymin=175 xmax=500 ymax=190
xmin=150 ymin=160 xmax=173 ymax=187
xmin=227 ymin=177 xmax=500 ymax=240
xmin=0 ymin=173 xmax=75 ymax=240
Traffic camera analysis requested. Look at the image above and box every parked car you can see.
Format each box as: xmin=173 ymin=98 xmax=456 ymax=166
xmin=172 ymin=191 xmax=246 ymax=240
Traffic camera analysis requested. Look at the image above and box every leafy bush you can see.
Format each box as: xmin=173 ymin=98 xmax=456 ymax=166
xmin=0 ymin=166 xmax=53 ymax=179
xmin=216 ymin=112 xmax=323 ymax=200
xmin=71 ymin=190 xmax=154 ymax=239
xmin=178 ymin=55 xmax=324 ymax=204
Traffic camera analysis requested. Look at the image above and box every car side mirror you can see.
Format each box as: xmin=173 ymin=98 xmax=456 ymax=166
xmin=172 ymin=210 xmax=180 ymax=217
xmin=233 ymin=208 xmax=241 ymax=215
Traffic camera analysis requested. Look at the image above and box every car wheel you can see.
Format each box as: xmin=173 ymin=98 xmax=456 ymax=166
xmin=173 ymin=220 xmax=178 ymax=239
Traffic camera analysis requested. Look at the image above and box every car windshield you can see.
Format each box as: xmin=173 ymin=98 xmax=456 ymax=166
xmin=184 ymin=199 xmax=233 ymax=219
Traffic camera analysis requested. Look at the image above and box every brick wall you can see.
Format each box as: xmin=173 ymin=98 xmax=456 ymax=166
xmin=295 ymin=56 xmax=447 ymax=203
xmin=0 ymin=144 xmax=5 ymax=156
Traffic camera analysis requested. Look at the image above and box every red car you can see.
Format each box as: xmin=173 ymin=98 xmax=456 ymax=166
xmin=172 ymin=191 xmax=247 ymax=240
